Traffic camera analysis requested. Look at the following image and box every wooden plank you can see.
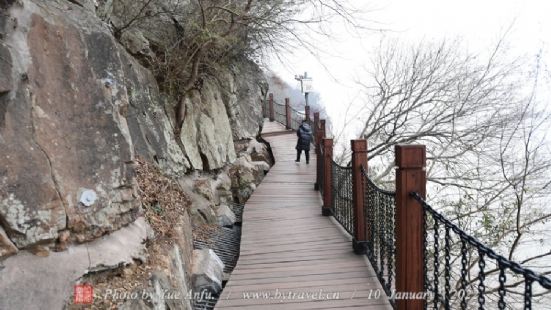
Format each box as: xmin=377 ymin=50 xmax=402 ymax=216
xmin=214 ymin=121 xmax=391 ymax=309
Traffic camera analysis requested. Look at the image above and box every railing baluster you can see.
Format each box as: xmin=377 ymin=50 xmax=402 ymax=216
xmin=444 ymin=226 xmax=451 ymax=310
xmin=434 ymin=219 xmax=440 ymax=308
xmin=498 ymin=264 xmax=506 ymax=310
xmin=524 ymin=277 xmax=532 ymax=310
xmin=379 ymin=195 xmax=384 ymax=281
xmin=477 ymin=251 xmax=486 ymax=310
xmin=387 ymin=194 xmax=395 ymax=297
xmin=423 ymin=208 xmax=429 ymax=310
xmin=460 ymin=239 xmax=468 ymax=310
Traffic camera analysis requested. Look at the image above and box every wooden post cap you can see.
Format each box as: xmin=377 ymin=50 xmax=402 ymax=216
xmin=351 ymin=140 xmax=368 ymax=153
xmin=395 ymin=145 xmax=426 ymax=168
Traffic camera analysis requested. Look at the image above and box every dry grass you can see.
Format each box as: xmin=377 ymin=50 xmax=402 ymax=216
xmin=193 ymin=223 xmax=219 ymax=245
xmin=135 ymin=157 xmax=191 ymax=237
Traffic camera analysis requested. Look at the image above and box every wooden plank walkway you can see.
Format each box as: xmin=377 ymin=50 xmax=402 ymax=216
xmin=215 ymin=120 xmax=391 ymax=309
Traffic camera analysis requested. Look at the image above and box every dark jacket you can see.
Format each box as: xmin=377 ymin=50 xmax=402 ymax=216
xmin=296 ymin=123 xmax=313 ymax=151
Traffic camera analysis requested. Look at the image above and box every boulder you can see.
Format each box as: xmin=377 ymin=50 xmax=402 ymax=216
xmin=189 ymin=203 xmax=217 ymax=227
xmin=229 ymin=155 xmax=267 ymax=187
xmin=172 ymin=213 xmax=194 ymax=276
xmin=120 ymin=28 xmax=154 ymax=57
xmin=228 ymin=156 xmax=257 ymax=188
xmin=191 ymin=249 xmax=224 ymax=294
xmin=216 ymin=205 xmax=236 ymax=227
xmin=252 ymin=160 xmax=270 ymax=174
xmin=234 ymin=183 xmax=255 ymax=204
xmin=212 ymin=172 xmax=232 ymax=205
xmin=193 ymin=179 xmax=215 ymax=204
xmin=168 ymin=244 xmax=193 ymax=309
xmin=247 ymin=139 xmax=272 ymax=165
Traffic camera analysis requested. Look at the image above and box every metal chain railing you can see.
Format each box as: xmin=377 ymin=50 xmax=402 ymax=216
xmin=361 ymin=166 xmax=396 ymax=305
xmin=412 ymin=192 xmax=551 ymax=310
xmin=331 ymin=161 xmax=354 ymax=235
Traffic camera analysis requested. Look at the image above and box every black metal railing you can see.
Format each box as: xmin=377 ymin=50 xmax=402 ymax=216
xmin=412 ymin=192 xmax=551 ymax=310
xmin=331 ymin=161 xmax=353 ymax=235
xmin=362 ymin=166 xmax=396 ymax=305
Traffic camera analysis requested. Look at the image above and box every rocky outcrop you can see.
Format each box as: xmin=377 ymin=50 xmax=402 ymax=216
xmin=0 ymin=0 xmax=267 ymax=252
xmin=1 ymin=1 xmax=141 ymax=248
xmin=0 ymin=217 xmax=151 ymax=310
xmin=216 ymin=205 xmax=236 ymax=227
xmin=191 ymin=249 xmax=225 ymax=294
xmin=219 ymin=62 xmax=268 ymax=140
xmin=229 ymin=154 xmax=270 ymax=203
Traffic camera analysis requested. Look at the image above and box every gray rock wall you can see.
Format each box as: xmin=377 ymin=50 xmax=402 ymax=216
xmin=0 ymin=0 xmax=267 ymax=253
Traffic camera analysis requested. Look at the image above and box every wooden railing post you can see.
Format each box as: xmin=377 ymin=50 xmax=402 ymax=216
xmin=351 ymin=140 xmax=368 ymax=254
xmin=285 ymin=98 xmax=291 ymax=129
xmin=314 ymin=119 xmax=325 ymax=191
xmin=305 ymin=105 xmax=311 ymax=122
xmin=321 ymin=138 xmax=333 ymax=216
xmin=395 ymin=145 xmax=426 ymax=310
xmin=268 ymin=93 xmax=274 ymax=122
xmin=318 ymin=120 xmax=326 ymax=146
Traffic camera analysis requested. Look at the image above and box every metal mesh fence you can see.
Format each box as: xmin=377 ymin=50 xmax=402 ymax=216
xmin=362 ymin=167 xmax=396 ymax=306
xmin=412 ymin=193 xmax=551 ymax=310
xmin=331 ymin=161 xmax=353 ymax=235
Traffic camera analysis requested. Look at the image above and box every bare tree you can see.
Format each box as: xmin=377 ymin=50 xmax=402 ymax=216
xmin=350 ymin=38 xmax=551 ymax=306
xmin=101 ymin=0 xmax=362 ymax=134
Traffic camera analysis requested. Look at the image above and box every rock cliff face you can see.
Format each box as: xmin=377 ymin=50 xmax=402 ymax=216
xmin=0 ymin=0 xmax=269 ymax=308
xmin=0 ymin=0 xmax=266 ymax=250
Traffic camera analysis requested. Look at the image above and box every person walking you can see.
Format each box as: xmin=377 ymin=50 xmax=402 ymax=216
xmin=295 ymin=119 xmax=313 ymax=164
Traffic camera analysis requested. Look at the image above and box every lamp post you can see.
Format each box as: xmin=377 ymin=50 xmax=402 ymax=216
xmin=294 ymin=72 xmax=313 ymax=121
xmin=294 ymin=72 xmax=312 ymax=107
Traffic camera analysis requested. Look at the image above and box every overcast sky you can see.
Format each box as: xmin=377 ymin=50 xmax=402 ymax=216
xmin=269 ymin=0 xmax=551 ymax=139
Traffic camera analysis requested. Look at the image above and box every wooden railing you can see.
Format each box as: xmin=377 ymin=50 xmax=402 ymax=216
xmin=263 ymin=93 xmax=312 ymax=130
xmin=262 ymin=91 xmax=550 ymax=309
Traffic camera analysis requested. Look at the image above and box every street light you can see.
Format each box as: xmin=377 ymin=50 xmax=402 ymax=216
xmin=294 ymin=72 xmax=313 ymax=107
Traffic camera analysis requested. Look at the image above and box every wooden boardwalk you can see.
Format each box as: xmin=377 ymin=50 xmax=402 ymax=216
xmin=215 ymin=120 xmax=391 ymax=309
